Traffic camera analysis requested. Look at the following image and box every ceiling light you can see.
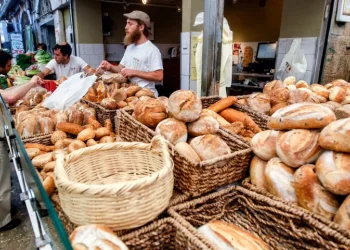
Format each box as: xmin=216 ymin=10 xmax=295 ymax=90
xmin=142 ymin=0 xmax=147 ymax=4
xmin=177 ymin=6 xmax=181 ymax=12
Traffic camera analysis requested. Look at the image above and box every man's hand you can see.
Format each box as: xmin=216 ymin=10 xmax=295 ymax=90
xmin=30 ymin=75 xmax=44 ymax=87
xmin=121 ymin=68 xmax=136 ymax=78
xmin=98 ymin=60 xmax=112 ymax=71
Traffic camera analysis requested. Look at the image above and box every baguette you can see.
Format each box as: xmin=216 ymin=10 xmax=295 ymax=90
xmin=57 ymin=122 xmax=84 ymax=135
xmin=202 ymin=109 xmax=230 ymax=126
xmin=43 ymin=175 xmax=55 ymax=196
xmin=208 ymin=96 xmax=237 ymax=113
xmin=220 ymin=108 xmax=261 ymax=133
xmin=25 ymin=143 xmax=55 ymax=152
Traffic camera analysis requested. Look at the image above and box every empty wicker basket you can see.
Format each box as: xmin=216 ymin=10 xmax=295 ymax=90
xmin=54 ymin=135 xmax=174 ymax=231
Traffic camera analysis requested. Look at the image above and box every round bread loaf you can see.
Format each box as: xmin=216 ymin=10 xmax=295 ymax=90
xmin=135 ymin=88 xmax=155 ymax=98
xmin=77 ymin=128 xmax=95 ymax=141
xmin=247 ymin=93 xmax=271 ymax=114
xmin=188 ymin=115 xmax=219 ymax=136
xmin=168 ymin=90 xmax=202 ymax=122
xmin=32 ymin=152 xmax=53 ymax=169
xmin=294 ymin=164 xmax=339 ymax=220
xmin=250 ymin=156 xmax=268 ymax=190
xmin=270 ymin=88 xmax=289 ymax=107
xmin=68 ymin=140 xmax=86 ymax=153
xmin=315 ymin=150 xmax=350 ymax=195
xmin=101 ymin=97 xmax=118 ymax=110
xmin=158 ymin=96 xmax=169 ymax=112
xmin=329 ymin=86 xmax=346 ymax=103
xmin=133 ymin=99 xmax=167 ymax=128
xmin=286 ymin=85 xmax=296 ymax=91
xmin=319 ymin=101 xmax=342 ymax=111
xmin=334 ymin=195 xmax=350 ymax=231
xmin=283 ymin=76 xmax=296 ymax=86
xmin=175 ymin=142 xmax=201 ymax=163
xmin=190 ymin=134 xmax=231 ymax=163
xmin=38 ymin=117 xmax=55 ymax=134
xmin=155 ymin=118 xmax=187 ymax=145
xmin=319 ymin=118 xmax=350 ymax=153
xmin=111 ymin=89 xmax=127 ymax=103
xmin=269 ymin=102 xmax=288 ymax=115
xmin=287 ymin=89 xmax=310 ymax=104
xmin=310 ymin=84 xmax=330 ymax=99
xmin=250 ymin=130 xmax=283 ymax=161
xmin=276 ymin=129 xmax=323 ymax=168
xmin=126 ymin=86 xmax=142 ymax=97
xmin=332 ymin=79 xmax=349 ymax=86
xmin=295 ymin=80 xmax=308 ymax=88
xmin=263 ymin=80 xmax=284 ymax=96
xmin=264 ymin=157 xmax=297 ymax=203
xmin=51 ymin=130 xmax=67 ymax=145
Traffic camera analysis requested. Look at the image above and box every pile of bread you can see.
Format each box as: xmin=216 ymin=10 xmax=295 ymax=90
xmin=238 ymin=77 xmax=350 ymax=118
xmin=12 ymin=87 xmax=50 ymax=107
xmin=249 ymin=102 xmax=350 ymax=231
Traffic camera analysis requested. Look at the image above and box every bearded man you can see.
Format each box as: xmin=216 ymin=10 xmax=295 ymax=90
xmin=98 ymin=11 xmax=163 ymax=97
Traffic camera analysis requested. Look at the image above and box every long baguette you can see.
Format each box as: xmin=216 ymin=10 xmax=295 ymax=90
xmin=57 ymin=122 xmax=84 ymax=135
xmin=219 ymin=108 xmax=261 ymax=133
xmin=25 ymin=143 xmax=55 ymax=152
xmin=208 ymin=96 xmax=237 ymax=113
xmin=202 ymin=109 xmax=230 ymax=126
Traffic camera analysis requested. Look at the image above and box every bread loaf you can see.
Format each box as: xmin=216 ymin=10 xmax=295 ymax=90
xmin=102 ymin=73 xmax=127 ymax=84
xmin=286 ymin=85 xmax=296 ymax=91
xmin=265 ymin=157 xmax=297 ymax=202
xmin=26 ymin=148 xmax=41 ymax=159
xmin=104 ymin=119 xmax=113 ymax=132
xmin=263 ymin=80 xmax=284 ymax=96
xmin=315 ymin=151 xmax=350 ymax=195
xmin=174 ymin=142 xmax=201 ymax=163
xmin=250 ymin=130 xmax=282 ymax=161
xmin=334 ymin=195 xmax=350 ymax=231
xmin=133 ymin=99 xmax=167 ymax=128
xmin=50 ymin=131 xmax=67 ymax=145
xmin=111 ymin=89 xmax=127 ymax=103
xmin=116 ymin=101 xmax=128 ymax=109
xmin=168 ymin=90 xmax=202 ymax=122
xmin=334 ymin=104 xmax=350 ymax=120
xmin=101 ymin=97 xmax=117 ymax=110
xmin=320 ymin=101 xmax=342 ymax=112
xmin=43 ymin=175 xmax=55 ymax=196
xmin=332 ymin=79 xmax=349 ymax=86
xmin=190 ymin=135 xmax=230 ymax=164
xmin=83 ymin=108 xmax=96 ymax=125
xmin=126 ymin=85 xmax=142 ymax=97
xmin=329 ymin=86 xmax=346 ymax=103
xmin=268 ymin=103 xmax=336 ymax=130
xmin=99 ymin=136 xmax=115 ymax=143
xmin=188 ymin=115 xmax=219 ymax=136
xmin=77 ymin=128 xmax=95 ymax=141
xmin=319 ymin=118 xmax=350 ymax=153
xmin=135 ymin=88 xmax=155 ymax=98
xmin=43 ymin=161 xmax=56 ymax=173
xmin=270 ymin=88 xmax=289 ymax=106
xmin=67 ymin=109 xmax=84 ymax=125
xmin=126 ymin=96 xmax=138 ymax=103
xmin=220 ymin=108 xmax=261 ymax=133
xmin=208 ymin=96 xmax=237 ymax=113
xmin=155 ymin=118 xmax=187 ymax=145
xmin=94 ymin=127 xmax=111 ymax=139
xmin=276 ymin=129 xmax=323 ymax=168
xmin=54 ymin=112 xmax=68 ymax=128
xmin=19 ymin=116 xmax=37 ymax=138
xmin=247 ymin=93 xmax=271 ymax=114
xmin=88 ymin=118 xmax=102 ymax=130
xmin=201 ymin=109 xmax=230 ymax=126
xmin=25 ymin=143 xmax=55 ymax=152
xmin=69 ymin=225 xmax=128 ymax=250
xmin=250 ymin=156 xmax=268 ymax=190
xmin=283 ymin=76 xmax=296 ymax=86
xmin=287 ymin=89 xmax=310 ymax=104
xmin=32 ymin=152 xmax=53 ymax=169
xmin=269 ymin=102 xmax=288 ymax=115
xmin=57 ymin=122 xmax=84 ymax=135
xmin=295 ymin=80 xmax=308 ymax=88
xmin=309 ymin=84 xmax=330 ymax=99
xmin=68 ymin=140 xmax=86 ymax=153
xmin=198 ymin=220 xmax=269 ymax=250
xmin=294 ymin=164 xmax=339 ymax=220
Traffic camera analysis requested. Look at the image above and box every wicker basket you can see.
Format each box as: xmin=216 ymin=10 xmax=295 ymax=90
xmin=168 ymin=185 xmax=350 ymax=250
xmin=54 ymin=135 xmax=174 ymax=231
xmin=115 ymin=108 xmax=252 ymax=197
xmin=22 ymin=133 xmax=53 ymax=145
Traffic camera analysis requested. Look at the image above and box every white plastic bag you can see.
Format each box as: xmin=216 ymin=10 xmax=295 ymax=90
xmin=277 ymin=39 xmax=307 ymax=81
xmin=42 ymin=72 xmax=97 ymax=110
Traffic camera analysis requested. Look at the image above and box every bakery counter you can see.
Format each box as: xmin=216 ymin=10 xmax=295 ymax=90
xmin=0 ymin=96 xmax=72 ymax=250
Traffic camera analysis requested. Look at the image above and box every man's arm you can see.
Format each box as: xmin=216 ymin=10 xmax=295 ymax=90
xmin=121 ymin=69 xmax=163 ymax=82
xmin=38 ymin=67 xmax=51 ymax=79
xmin=97 ymin=60 xmax=124 ymax=73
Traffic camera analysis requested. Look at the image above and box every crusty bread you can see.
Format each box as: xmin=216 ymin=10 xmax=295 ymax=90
xmin=220 ymin=108 xmax=261 ymax=133
xmin=77 ymin=128 xmax=95 ymax=141
xmin=201 ymin=109 xmax=230 ymax=126
xmin=287 ymin=89 xmax=310 ymax=104
xmin=32 ymin=152 xmax=53 ymax=169
xmin=294 ymin=164 xmax=339 ymax=220
xmin=198 ymin=220 xmax=269 ymax=250
xmin=265 ymin=157 xmax=297 ymax=202
xmin=315 ymin=151 xmax=350 ymax=195
xmin=270 ymin=88 xmax=289 ymax=107
xmin=57 ymin=122 xmax=84 ymax=135
xmin=329 ymin=86 xmax=346 ymax=103
xmin=263 ymin=80 xmax=284 ymax=96
xmin=268 ymin=102 xmax=336 ymax=130
xmin=208 ymin=96 xmax=237 ymax=113
xmin=95 ymin=127 xmax=111 ymax=139
xmin=133 ymin=99 xmax=167 ymax=128
xmin=68 ymin=140 xmax=86 ymax=153
xmin=101 ymin=97 xmax=118 ymax=110
xmin=250 ymin=156 xmax=268 ymax=190
xmin=309 ymin=84 xmax=330 ymax=99
xmin=26 ymin=148 xmax=41 ymax=160
xmin=250 ymin=130 xmax=282 ymax=161
xmin=269 ymin=102 xmax=288 ymax=115
xmin=334 ymin=195 xmax=350 ymax=231
xmin=69 ymin=224 xmax=128 ymax=250
xmin=126 ymin=85 xmax=142 ymax=97
xmin=320 ymin=101 xmax=342 ymax=112
xmin=319 ymin=118 xmax=350 ymax=153
xmin=157 ymin=96 xmax=169 ymax=112
xmin=188 ymin=115 xmax=219 ymax=136
xmin=175 ymin=141 xmax=201 ymax=163
xmin=276 ymin=129 xmax=323 ymax=168
xmin=155 ymin=118 xmax=187 ymax=145
xmin=247 ymin=93 xmax=271 ymax=114
xmin=168 ymin=90 xmax=202 ymax=122
xmin=283 ymin=76 xmax=296 ymax=86
xmin=190 ymin=135 xmax=230 ymax=163
xmin=331 ymin=79 xmax=349 ymax=86
xmin=295 ymin=80 xmax=308 ymax=88
xmin=50 ymin=131 xmax=67 ymax=145
xmin=334 ymin=104 xmax=350 ymax=120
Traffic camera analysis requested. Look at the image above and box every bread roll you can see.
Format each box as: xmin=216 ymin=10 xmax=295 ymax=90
xmin=104 ymin=119 xmax=113 ymax=132
xmin=25 ymin=143 xmax=55 ymax=152
xmin=295 ymin=80 xmax=308 ymax=88
xmin=265 ymin=157 xmax=297 ymax=202
xmin=250 ymin=130 xmax=282 ymax=161
xmin=100 ymin=97 xmax=117 ymax=110
xmin=315 ymin=151 xmax=350 ymax=195
xmin=43 ymin=161 xmax=56 ymax=173
xmin=174 ymin=142 xmax=201 ymax=163
xmin=276 ymin=129 xmax=323 ymax=168
xmin=198 ymin=220 xmax=269 ymax=250
xmin=329 ymin=86 xmax=346 ymax=103
xmin=54 ymin=112 xmax=68 ymax=128
xmin=270 ymin=88 xmax=289 ymax=106
xmin=99 ymin=136 xmax=115 ymax=143
xmin=320 ymin=101 xmax=342 ymax=112
xmin=86 ymin=139 xmax=98 ymax=147
xmin=190 ymin=135 xmax=230 ymax=163
xmin=38 ymin=117 xmax=54 ymax=134
xmin=138 ymin=96 xmax=153 ymax=102
xmin=287 ymin=89 xmax=310 ymax=104
xmin=111 ymin=89 xmax=127 ymax=103
xmin=102 ymin=73 xmax=127 ymax=84
xmin=168 ymin=90 xmax=201 ymax=122
xmin=332 ymin=79 xmax=349 ymax=86
xmin=67 ymin=109 xmax=84 ymax=125
xmin=269 ymin=102 xmax=288 ymax=115
xmin=116 ymin=101 xmax=128 ymax=109
xmin=88 ymin=118 xmax=102 ymax=130
xmin=32 ymin=152 xmax=53 ymax=169
xmin=43 ymin=175 xmax=55 ymax=196
xmin=133 ymin=99 xmax=167 ymax=128
xmin=286 ymin=85 xmax=296 ymax=91
xmin=126 ymin=96 xmax=138 ymax=103
xmin=201 ymin=109 xmax=230 ymax=126
xmin=77 ymin=128 xmax=95 ymax=141
xmin=57 ymin=122 xmax=84 ymax=135
xmin=208 ymin=96 xmax=237 ymax=113
xmin=55 ymin=139 xmax=73 ymax=149
xmin=283 ymin=76 xmax=296 ymax=86
xmin=68 ymin=140 xmax=86 ymax=153
xmin=126 ymin=85 xmax=142 ymax=97
xmin=319 ymin=118 xmax=350 ymax=153
xmin=250 ymin=156 xmax=268 ymax=190
xmin=135 ymin=88 xmax=155 ymax=98
xmin=247 ymin=93 xmax=271 ymax=114
xmin=263 ymin=80 xmax=284 ymax=96
xmin=155 ymin=118 xmax=187 ymax=145
xmin=51 ymin=131 xmax=67 ymax=145
xmin=268 ymin=103 xmax=336 ymax=130
xmin=310 ymin=84 xmax=330 ymax=99
xmin=324 ymin=83 xmax=334 ymax=89
xmin=341 ymin=96 xmax=350 ymax=105
xmin=294 ymin=164 xmax=339 ymax=220
xmin=188 ymin=115 xmax=219 ymax=136
xmin=26 ymin=148 xmax=41 ymax=159
xmin=83 ymin=108 xmax=96 ymax=125
xmin=94 ymin=127 xmax=110 ymax=139
xmin=69 ymin=225 xmax=128 ymax=250
xmin=334 ymin=195 xmax=350 ymax=231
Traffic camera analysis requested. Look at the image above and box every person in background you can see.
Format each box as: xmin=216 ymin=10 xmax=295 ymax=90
xmin=98 ymin=10 xmax=163 ymax=97
xmin=38 ymin=42 xmax=95 ymax=80
xmin=37 ymin=43 xmax=47 ymax=52
xmin=0 ymin=49 xmax=43 ymax=232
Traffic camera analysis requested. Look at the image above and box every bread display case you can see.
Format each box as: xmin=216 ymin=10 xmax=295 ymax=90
xmin=0 ymin=96 xmax=72 ymax=250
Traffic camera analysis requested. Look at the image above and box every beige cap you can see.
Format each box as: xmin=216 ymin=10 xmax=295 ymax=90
xmin=124 ymin=10 xmax=151 ymax=28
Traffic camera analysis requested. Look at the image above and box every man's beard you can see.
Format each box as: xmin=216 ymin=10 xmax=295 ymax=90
xmin=123 ymin=29 xmax=141 ymax=45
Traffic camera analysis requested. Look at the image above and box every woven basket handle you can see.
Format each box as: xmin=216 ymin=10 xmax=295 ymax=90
xmin=151 ymin=135 xmax=174 ymax=171
xmin=54 ymin=152 xmax=69 ymax=183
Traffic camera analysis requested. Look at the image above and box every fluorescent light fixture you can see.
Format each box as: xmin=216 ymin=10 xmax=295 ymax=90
xmin=142 ymin=0 xmax=147 ymax=4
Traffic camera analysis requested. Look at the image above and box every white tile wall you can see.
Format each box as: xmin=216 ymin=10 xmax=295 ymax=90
xmin=77 ymin=43 xmax=105 ymax=69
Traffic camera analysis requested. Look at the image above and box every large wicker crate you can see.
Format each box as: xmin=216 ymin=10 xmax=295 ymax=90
xmin=168 ymin=185 xmax=350 ymax=250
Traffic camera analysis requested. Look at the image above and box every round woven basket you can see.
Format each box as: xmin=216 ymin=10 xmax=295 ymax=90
xmin=54 ymin=135 xmax=174 ymax=231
